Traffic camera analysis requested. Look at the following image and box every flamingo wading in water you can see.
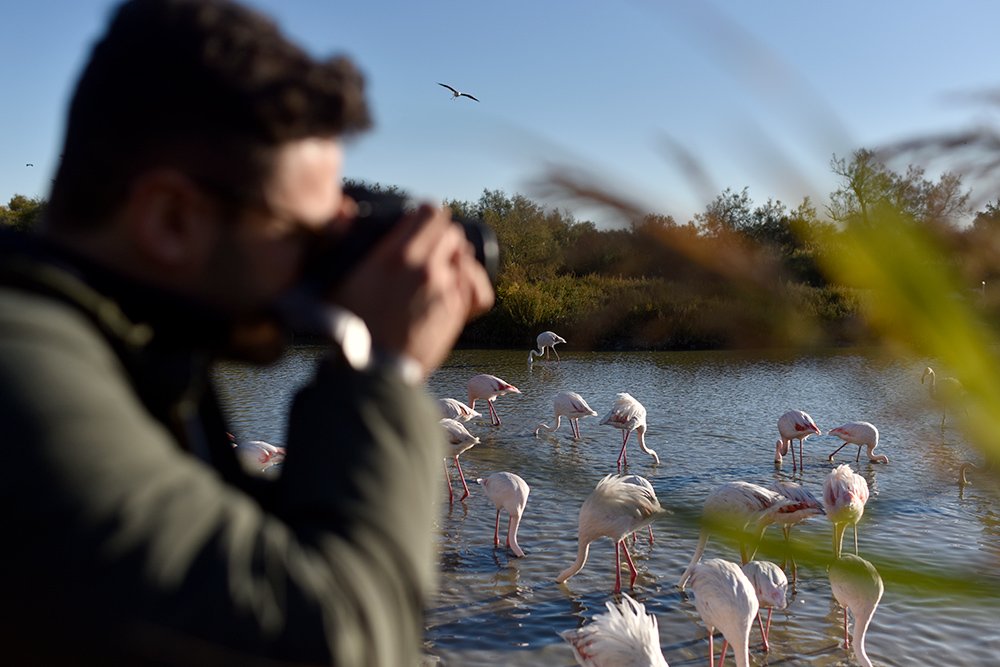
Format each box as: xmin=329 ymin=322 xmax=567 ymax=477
xmin=828 ymin=421 xmax=889 ymax=464
xmin=823 ymin=464 xmax=870 ymax=558
xmin=775 ymin=409 xmax=821 ymax=471
xmin=535 ymin=391 xmax=597 ymax=440
xmin=467 ymin=374 xmax=521 ymax=426
xmin=440 ymin=418 xmax=478 ymax=503
xmin=768 ymin=479 xmax=825 ymax=580
xmin=829 ymin=554 xmax=884 ymax=667
xmin=687 ymin=558 xmax=759 ymax=667
xmin=528 ymin=330 xmax=566 ymax=363
xmin=921 ymin=366 xmax=966 ymax=429
xmin=741 ymin=560 xmax=788 ymax=652
xmin=600 ymin=393 xmax=659 ymax=470
xmin=438 ymin=397 xmax=481 ymax=423
xmin=477 ymin=472 xmax=529 ymax=557
xmin=560 ymin=593 xmax=669 ymax=667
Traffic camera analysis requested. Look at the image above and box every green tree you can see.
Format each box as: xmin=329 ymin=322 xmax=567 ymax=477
xmin=0 ymin=195 xmax=46 ymax=232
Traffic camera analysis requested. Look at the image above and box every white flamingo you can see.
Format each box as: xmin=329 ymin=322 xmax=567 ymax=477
xmin=556 ymin=474 xmax=667 ymax=593
xmin=768 ymin=479 xmax=826 ymax=580
xmin=921 ymin=366 xmax=966 ymax=429
xmin=600 ymin=393 xmax=659 ymax=470
xmin=229 ymin=433 xmax=286 ymax=476
xmin=828 ymin=421 xmax=889 ymax=464
xmin=823 ymin=464 xmax=870 ymax=558
xmin=437 ymin=82 xmax=479 ymax=101
xmin=741 ymin=560 xmax=788 ymax=652
xmin=467 ymin=373 xmax=521 ymax=426
xmin=775 ymin=409 xmax=821 ymax=471
xmin=535 ymin=391 xmax=597 ymax=440
xmin=438 ymin=397 xmax=481 ymax=422
xmin=829 ymin=554 xmax=884 ymax=667
xmin=687 ymin=558 xmax=758 ymax=667
xmin=440 ymin=418 xmax=479 ymax=503
xmin=622 ymin=474 xmax=657 ymax=546
xmin=528 ymin=330 xmax=566 ymax=363
xmin=560 ymin=593 xmax=669 ymax=667
xmin=477 ymin=472 xmax=529 ymax=557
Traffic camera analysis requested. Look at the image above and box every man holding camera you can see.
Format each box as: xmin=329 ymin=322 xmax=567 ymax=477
xmin=0 ymin=0 xmax=493 ymax=665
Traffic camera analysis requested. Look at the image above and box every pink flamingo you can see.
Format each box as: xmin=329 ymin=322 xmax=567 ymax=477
xmin=467 ymin=373 xmax=521 ymax=426
xmin=438 ymin=397 xmax=481 ymax=422
xmin=477 ymin=472 xmax=529 ymax=557
xmin=687 ymin=558 xmax=758 ymax=667
xmin=560 ymin=593 xmax=669 ymax=666
xmin=528 ymin=330 xmax=566 ymax=363
xmin=600 ymin=393 xmax=659 ymax=470
xmin=768 ymin=479 xmax=826 ymax=580
xmin=829 ymin=554 xmax=884 ymax=667
xmin=823 ymin=464 xmax=870 ymax=558
xmin=440 ymin=418 xmax=479 ymax=503
xmin=228 ymin=433 xmax=286 ymax=476
xmin=741 ymin=560 xmax=788 ymax=652
xmin=534 ymin=391 xmax=597 ymax=440
xmin=827 ymin=421 xmax=889 ymax=464
xmin=775 ymin=409 xmax=821 ymax=471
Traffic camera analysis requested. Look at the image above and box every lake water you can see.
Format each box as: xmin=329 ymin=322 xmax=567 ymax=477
xmin=216 ymin=347 xmax=1000 ymax=666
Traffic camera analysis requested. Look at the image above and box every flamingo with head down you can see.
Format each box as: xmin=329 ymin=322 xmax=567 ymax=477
xmin=775 ymin=409 xmax=821 ymax=471
xmin=440 ymin=418 xmax=479 ymax=503
xmin=828 ymin=421 xmax=889 ymax=464
xmin=477 ymin=472 xmax=529 ymax=557
xmin=528 ymin=330 xmax=566 ymax=363
xmin=600 ymin=393 xmax=659 ymax=470
xmin=467 ymin=374 xmax=521 ymax=426
xmin=535 ymin=391 xmax=597 ymax=440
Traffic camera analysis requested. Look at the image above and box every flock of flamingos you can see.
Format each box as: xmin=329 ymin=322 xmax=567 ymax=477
xmin=231 ymin=333 xmax=967 ymax=667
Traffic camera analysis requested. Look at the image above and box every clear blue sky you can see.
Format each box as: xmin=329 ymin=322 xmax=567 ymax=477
xmin=3 ymin=0 xmax=999 ymax=225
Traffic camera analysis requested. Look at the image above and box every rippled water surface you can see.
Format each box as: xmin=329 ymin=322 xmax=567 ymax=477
xmin=216 ymin=347 xmax=1000 ymax=666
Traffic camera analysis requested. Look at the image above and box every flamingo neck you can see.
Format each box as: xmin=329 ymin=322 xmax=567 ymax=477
xmin=507 ymin=510 xmax=525 ymax=557
xmin=677 ymin=530 xmax=708 ymax=589
xmin=852 ymin=611 xmax=875 ymax=667
xmin=556 ymin=540 xmax=591 ymax=583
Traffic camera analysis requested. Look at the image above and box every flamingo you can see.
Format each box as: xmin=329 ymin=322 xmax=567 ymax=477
xmin=687 ymin=558 xmax=758 ymax=667
xmin=921 ymin=366 xmax=966 ymax=429
xmin=556 ymin=474 xmax=667 ymax=593
xmin=440 ymin=418 xmax=479 ymax=503
xmin=600 ymin=393 xmax=659 ymax=470
xmin=621 ymin=474 xmax=657 ymax=546
xmin=768 ymin=480 xmax=825 ymax=580
xmin=535 ymin=391 xmax=597 ymax=440
xmin=828 ymin=421 xmax=889 ymax=464
xmin=477 ymin=472 xmax=529 ymax=557
xmin=528 ymin=330 xmax=566 ymax=363
xmin=467 ymin=373 xmax=521 ymax=426
xmin=741 ymin=560 xmax=788 ymax=652
xmin=677 ymin=481 xmax=798 ymax=590
xmin=438 ymin=397 xmax=481 ymax=422
xmin=775 ymin=409 xmax=821 ymax=471
xmin=437 ymin=82 xmax=479 ymax=101
xmin=823 ymin=464 xmax=870 ymax=558
xmin=229 ymin=433 xmax=286 ymax=476
xmin=828 ymin=554 xmax=884 ymax=667
xmin=560 ymin=593 xmax=669 ymax=667
xmin=959 ymin=458 xmax=996 ymax=486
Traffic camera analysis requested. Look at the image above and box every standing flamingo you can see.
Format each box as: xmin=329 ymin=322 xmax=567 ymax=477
xmin=477 ymin=472 xmax=529 ymax=557
xmin=528 ymin=330 xmax=566 ymax=363
xmin=823 ymin=464 xmax=870 ymax=558
xmin=828 ymin=554 xmax=884 ymax=667
xmin=741 ymin=560 xmax=788 ymax=652
xmin=827 ymin=421 xmax=889 ymax=464
xmin=467 ymin=373 xmax=521 ymax=426
xmin=560 ymin=593 xmax=669 ymax=667
xmin=677 ymin=481 xmax=797 ymax=590
xmin=556 ymin=474 xmax=667 ymax=593
xmin=921 ymin=366 xmax=966 ymax=429
xmin=768 ymin=480 xmax=825 ymax=580
xmin=440 ymin=418 xmax=479 ymax=503
xmin=687 ymin=558 xmax=758 ymax=667
xmin=775 ymin=409 xmax=821 ymax=471
xmin=600 ymin=393 xmax=659 ymax=470
xmin=535 ymin=391 xmax=598 ymax=440
xmin=438 ymin=397 xmax=481 ymax=422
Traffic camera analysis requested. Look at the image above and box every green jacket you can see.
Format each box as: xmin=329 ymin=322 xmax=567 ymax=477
xmin=0 ymin=232 xmax=444 ymax=666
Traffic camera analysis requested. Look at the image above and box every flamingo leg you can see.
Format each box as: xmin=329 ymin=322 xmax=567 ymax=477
xmin=765 ymin=607 xmax=774 ymax=646
xmin=571 ymin=419 xmax=581 ymax=440
xmin=616 ymin=430 xmax=631 ymax=471
xmin=799 ymin=438 xmax=805 ymax=470
xmin=444 ymin=459 xmax=453 ymax=504
xmin=613 ymin=541 xmax=623 ymax=594
xmin=855 ymin=445 xmax=863 ymax=463
xmin=755 ymin=612 xmax=768 ymax=651
xmin=553 ymin=348 xmax=560 ymax=360
xmin=790 ymin=438 xmax=798 ymax=471
xmin=708 ymin=628 xmax=714 ymax=667
xmin=493 ymin=509 xmax=501 ymax=547
xmin=487 ymin=399 xmax=501 ymax=426
xmin=647 ymin=525 xmax=654 ymax=545
xmin=827 ymin=441 xmax=851 ymax=461
xmin=455 ymin=455 xmax=470 ymax=501
xmin=853 ymin=523 xmax=859 ymax=555
xmin=842 ymin=605 xmax=850 ymax=648
xmin=717 ymin=639 xmax=729 ymax=667
xmin=620 ymin=541 xmax=639 ymax=588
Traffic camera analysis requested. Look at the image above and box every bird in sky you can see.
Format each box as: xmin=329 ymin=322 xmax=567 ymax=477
xmin=687 ymin=558 xmax=759 ymax=667
xmin=556 ymin=474 xmax=667 ymax=593
xmin=528 ymin=330 xmax=566 ymax=363
xmin=823 ymin=464 xmax=870 ymax=558
xmin=600 ymin=392 xmax=659 ymax=470
xmin=440 ymin=417 xmax=479 ymax=503
xmin=477 ymin=472 xmax=529 ymax=558
xmin=438 ymin=397 xmax=481 ymax=423
xmin=741 ymin=560 xmax=788 ymax=652
xmin=775 ymin=409 xmax=821 ymax=471
xmin=560 ymin=593 xmax=669 ymax=667
xmin=828 ymin=421 xmax=889 ymax=464
xmin=467 ymin=373 xmax=521 ymax=426
xmin=437 ymin=82 xmax=479 ymax=102
xmin=25 ymin=163 xmax=34 ymax=167
xmin=921 ymin=366 xmax=966 ymax=429
xmin=828 ymin=554 xmax=884 ymax=667
xmin=535 ymin=390 xmax=597 ymax=440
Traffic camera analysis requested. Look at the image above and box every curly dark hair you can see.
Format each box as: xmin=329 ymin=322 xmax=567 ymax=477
xmin=47 ymin=0 xmax=371 ymax=228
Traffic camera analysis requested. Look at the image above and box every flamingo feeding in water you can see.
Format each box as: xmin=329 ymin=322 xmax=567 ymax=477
xmin=467 ymin=373 xmax=521 ymax=426
xmin=560 ymin=593 xmax=669 ymax=667
xmin=828 ymin=421 xmax=889 ymax=464
xmin=823 ymin=464 xmax=870 ymax=558
xmin=556 ymin=474 xmax=667 ymax=593
xmin=438 ymin=397 xmax=481 ymax=422
xmin=768 ymin=479 xmax=826 ymax=580
xmin=535 ymin=391 xmax=597 ymax=440
xmin=775 ymin=409 xmax=821 ymax=471
xmin=440 ymin=418 xmax=479 ymax=503
xmin=600 ymin=393 xmax=659 ymax=470
xmin=741 ymin=560 xmax=788 ymax=652
xmin=622 ymin=474 xmax=657 ymax=546
xmin=528 ymin=330 xmax=566 ymax=363
xmin=687 ymin=558 xmax=759 ymax=667
xmin=477 ymin=472 xmax=529 ymax=557
xmin=921 ymin=366 xmax=966 ymax=429
xmin=828 ymin=554 xmax=884 ymax=667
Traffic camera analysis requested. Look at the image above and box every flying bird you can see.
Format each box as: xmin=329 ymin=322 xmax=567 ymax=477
xmin=560 ymin=593 xmax=669 ymax=667
xmin=467 ymin=373 xmax=521 ymax=426
xmin=438 ymin=397 xmax=481 ymax=422
xmin=921 ymin=366 xmax=966 ymax=429
xmin=823 ymin=464 xmax=870 ymax=558
xmin=741 ymin=560 xmax=788 ymax=652
xmin=600 ymin=393 xmax=659 ymax=470
xmin=477 ymin=472 xmax=529 ymax=557
xmin=437 ymin=82 xmax=479 ymax=102
xmin=440 ymin=417 xmax=479 ymax=503
xmin=828 ymin=554 xmax=884 ymax=667
xmin=687 ymin=558 xmax=758 ymax=667
xmin=25 ymin=163 xmax=34 ymax=167
xmin=775 ymin=409 xmax=821 ymax=471
xmin=528 ymin=330 xmax=566 ymax=363
xmin=556 ymin=474 xmax=666 ymax=593
xmin=535 ymin=391 xmax=597 ymax=440
xmin=827 ymin=421 xmax=889 ymax=464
